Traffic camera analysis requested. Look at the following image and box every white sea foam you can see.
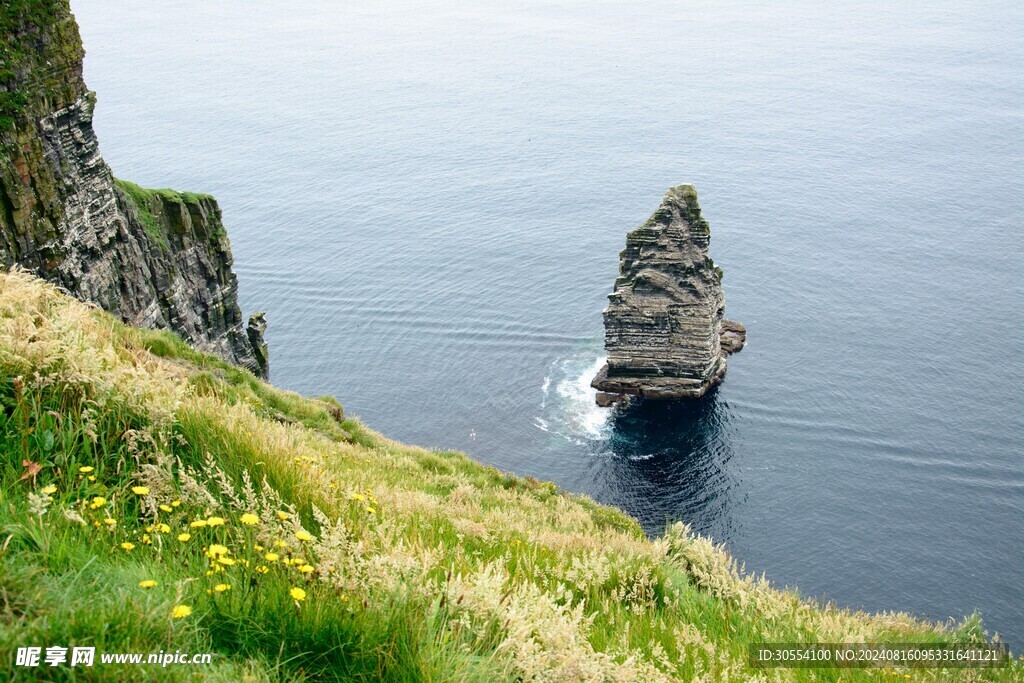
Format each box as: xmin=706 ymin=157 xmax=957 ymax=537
xmin=555 ymin=355 xmax=610 ymax=440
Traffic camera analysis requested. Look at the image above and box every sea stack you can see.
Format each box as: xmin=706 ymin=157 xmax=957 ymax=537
xmin=591 ymin=185 xmax=745 ymax=405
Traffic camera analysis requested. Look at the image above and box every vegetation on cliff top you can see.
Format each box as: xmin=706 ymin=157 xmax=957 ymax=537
xmin=0 ymin=270 xmax=1016 ymax=681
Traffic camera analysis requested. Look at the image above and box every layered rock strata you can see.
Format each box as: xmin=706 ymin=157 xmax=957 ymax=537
xmin=592 ymin=185 xmax=743 ymax=404
xmin=0 ymin=1 xmax=267 ymax=377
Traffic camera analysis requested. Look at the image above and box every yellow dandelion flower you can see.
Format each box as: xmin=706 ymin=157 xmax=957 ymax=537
xmin=171 ymin=605 xmax=192 ymax=619
xmin=41 ymin=485 xmax=57 ymax=495
xmin=138 ymin=580 xmax=158 ymax=589
xmin=217 ymin=557 xmax=235 ymax=566
xmin=255 ymin=565 xmax=269 ymax=574
xmin=141 ymin=534 xmax=152 ymax=545
xmin=206 ymin=544 xmax=229 ymax=557
xmin=240 ymin=513 xmax=259 ymax=525
xmin=177 ymin=533 xmax=191 ymax=542
xmin=145 ymin=525 xmax=154 ymax=533
xmin=276 ymin=511 xmax=290 ymax=521
xmin=264 ymin=552 xmax=279 ymax=562
xmin=79 ymin=466 xmax=94 ymax=473
xmin=214 ymin=583 xmax=231 ymax=593
xmin=156 ymin=523 xmax=171 ymax=534
xmin=289 ymin=587 xmax=306 ymax=601
xmin=254 ymin=544 xmax=264 ymax=552
xmin=90 ymin=496 xmax=106 ymax=509
xmin=274 ymin=539 xmax=287 ymax=548
xmin=171 ymin=500 xmax=181 ymax=507
xmin=104 ymin=518 xmax=116 ymax=526
xmin=365 ymin=507 xmax=376 ymax=515
xmin=87 ymin=475 xmax=96 ymax=482
xmin=159 ymin=504 xmax=173 ymax=513
xmin=206 ymin=516 xmax=225 ymax=527
xmin=120 ymin=542 xmax=135 ymax=551
xmin=131 ymin=486 xmax=150 ymax=496
xmin=298 ymin=564 xmax=314 ymax=574
xmin=294 ymin=530 xmax=312 ymax=542
xmin=349 ymin=493 xmax=366 ymax=502
xmin=189 ymin=519 xmax=208 ymax=528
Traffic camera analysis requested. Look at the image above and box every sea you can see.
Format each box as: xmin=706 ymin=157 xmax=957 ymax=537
xmin=73 ymin=0 xmax=1023 ymax=646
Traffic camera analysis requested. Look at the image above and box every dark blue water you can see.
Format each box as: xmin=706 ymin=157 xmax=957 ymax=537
xmin=74 ymin=0 xmax=1023 ymax=645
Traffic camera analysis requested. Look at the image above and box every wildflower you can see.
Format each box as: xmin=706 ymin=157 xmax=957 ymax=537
xmin=141 ymin=534 xmax=152 ymax=545
xmin=41 ymin=485 xmax=57 ymax=495
xmin=255 ymin=565 xmax=269 ymax=574
xmin=264 ymin=552 xmax=279 ymax=562
xmin=177 ymin=533 xmax=191 ymax=542
xmin=131 ymin=486 xmax=149 ymax=496
xmin=159 ymin=504 xmax=173 ymax=513
xmin=240 ymin=513 xmax=259 ymax=526
xmin=206 ymin=516 xmax=225 ymax=527
xmin=274 ymin=540 xmax=287 ymax=548
xmin=206 ymin=544 xmax=229 ymax=557
xmin=87 ymin=476 xmax=96 ymax=482
xmin=189 ymin=519 xmax=208 ymax=528
xmin=214 ymin=583 xmax=231 ymax=593
xmin=289 ymin=587 xmax=306 ymax=602
xmin=254 ymin=544 xmax=264 ymax=552
xmin=350 ymin=493 xmax=366 ymax=502
xmin=276 ymin=511 xmax=290 ymax=521
xmin=138 ymin=580 xmax=158 ymax=589
xmin=298 ymin=564 xmax=314 ymax=574
xmin=120 ymin=542 xmax=135 ymax=552
xmin=145 ymin=525 xmax=154 ymax=533
xmin=365 ymin=507 xmax=376 ymax=515
xmin=217 ymin=557 xmax=235 ymax=566
xmin=171 ymin=605 xmax=192 ymax=619
xmin=104 ymin=518 xmax=116 ymax=526
xmin=156 ymin=523 xmax=171 ymax=534
xmin=90 ymin=496 xmax=106 ymax=509
xmin=171 ymin=500 xmax=181 ymax=507
xmin=79 ymin=466 xmax=94 ymax=474
xmin=295 ymin=530 xmax=312 ymax=542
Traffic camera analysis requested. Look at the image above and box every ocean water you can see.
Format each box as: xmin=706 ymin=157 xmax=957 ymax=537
xmin=73 ymin=0 xmax=1023 ymax=645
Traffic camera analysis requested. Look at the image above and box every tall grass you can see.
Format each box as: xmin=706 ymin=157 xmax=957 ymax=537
xmin=0 ymin=270 xmax=1017 ymax=681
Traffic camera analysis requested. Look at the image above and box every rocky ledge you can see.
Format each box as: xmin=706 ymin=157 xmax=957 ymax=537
xmin=592 ymin=185 xmax=743 ymax=405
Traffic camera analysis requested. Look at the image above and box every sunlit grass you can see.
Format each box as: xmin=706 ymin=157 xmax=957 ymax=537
xmin=0 ymin=269 xmax=1017 ymax=681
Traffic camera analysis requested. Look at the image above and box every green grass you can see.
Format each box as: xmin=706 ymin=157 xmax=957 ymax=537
xmin=115 ymin=179 xmax=223 ymax=254
xmin=0 ymin=270 xmax=1018 ymax=681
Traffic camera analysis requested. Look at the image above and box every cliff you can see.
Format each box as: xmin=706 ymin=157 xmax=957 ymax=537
xmin=0 ymin=0 xmax=267 ymax=377
xmin=592 ymin=185 xmax=744 ymax=402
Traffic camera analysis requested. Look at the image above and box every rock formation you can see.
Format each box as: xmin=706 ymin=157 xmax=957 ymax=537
xmin=0 ymin=0 xmax=268 ymax=377
xmin=592 ymin=185 xmax=743 ymax=404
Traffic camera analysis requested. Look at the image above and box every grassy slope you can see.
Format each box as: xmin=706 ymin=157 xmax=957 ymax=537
xmin=0 ymin=270 xmax=1017 ymax=682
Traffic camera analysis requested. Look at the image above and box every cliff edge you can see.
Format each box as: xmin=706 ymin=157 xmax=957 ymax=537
xmin=0 ymin=0 xmax=267 ymax=377
xmin=592 ymin=185 xmax=743 ymax=403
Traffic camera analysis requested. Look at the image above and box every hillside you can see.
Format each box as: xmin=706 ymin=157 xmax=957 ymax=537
xmin=0 ymin=269 xmax=1017 ymax=681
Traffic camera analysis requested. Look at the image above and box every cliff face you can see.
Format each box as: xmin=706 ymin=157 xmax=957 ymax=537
xmin=0 ymin=0 xmax=267 ymax=377
xmin=592 ymin=185 xmax=743 ymax=402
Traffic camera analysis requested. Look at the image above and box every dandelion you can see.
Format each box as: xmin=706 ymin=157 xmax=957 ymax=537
xmin=189 ymin=519 xmax=208 ymax=528
xmin=156 ymin=523 xmax=171 ymax=534
xmin=206 ymin=516 xmax=225 ymax=527
xmin=240 ymin=513 xmax=259 ymax=525
xmin=214 ymin=583 xmax=231 ymax=593
xmin=365 ymin=507 xmax=376 ymax=515
xmin=120 ymin=542 xmax=135 ymax=552
xmin=264 ymin=552 xmax=279 ymax=562
xmin=298 ymin=564 xmax=314 ymax=574
xmin=138 ymin=580 xmax=158 ymax=589
xmin=79 ymin=466 xmax=94 ymax=474
xmin=104 ymin=518 xmax=116 ymax=526
xmin=41 ymin=485 xmax=57 ymax=495
xmin=349 ymin=493 xmax=366 ymax=502
xmin=141 ymin=534 xmax=152 ymax=545
xmin=87 ymin=476 xmax=96 ymax=482
xmin=254 ymin=544 xmax=264 ymax=552
xmin=289 ymin=587 xmax=306 ymax=602
xmin=131 ymin=486 xmax=149 ymax=496
xmin=274 ymin=540 xmax=287 ymax=548
xmin=159 ymin=504 xmax=173 ymax=513
xmin=255 ymin=565 xmax=269 ymax=574
xmin=171 ymin=500 xmax=181 ymax=508
xmin=295 ymin=530 xmax=312 ymax=542
xmin=276 ymin=511 xmax=290 ymax=521
xmin=206 ymin=544 xmax=229 ymax=557
xmin=171 ymin=605 xmax=192 ymax=619
xmin=89 ymin=496 xmax=106 ymax=509
xmin=177 ymin=533 xmax=191 ymax=542
xmin=217 ymin=557 xmax=235 ymax=566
